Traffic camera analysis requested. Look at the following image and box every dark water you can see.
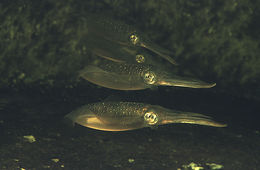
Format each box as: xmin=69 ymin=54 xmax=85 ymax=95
xmin=0 ymin=86 xmax=259 ymax=170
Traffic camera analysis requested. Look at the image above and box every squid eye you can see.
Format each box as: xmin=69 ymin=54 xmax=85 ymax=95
xmin=129 ymin=33 xmax=139 ymax=45
xmin=144 ymin=112 xmax=158 ymax=125
xmin=143 ymin=71 xmax=156 ymax=85
xmin=136 ymin=54 xmax=145 ymax=63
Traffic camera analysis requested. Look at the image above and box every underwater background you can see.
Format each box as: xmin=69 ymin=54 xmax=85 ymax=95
xmin=0 ymin=0 xmax=259 ymax=169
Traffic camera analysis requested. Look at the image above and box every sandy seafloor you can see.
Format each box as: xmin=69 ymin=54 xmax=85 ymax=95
xmin=0 ymin=86 xmax=259 ymax=170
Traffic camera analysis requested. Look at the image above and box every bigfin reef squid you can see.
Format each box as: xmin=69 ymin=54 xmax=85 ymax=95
xmin=84 ymin=14 xmax=178 ymax=65
xmin=65 ymin=101 xmax=226 ymax=131
xmin=79 ymin=59 xmax=216 ymax=90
